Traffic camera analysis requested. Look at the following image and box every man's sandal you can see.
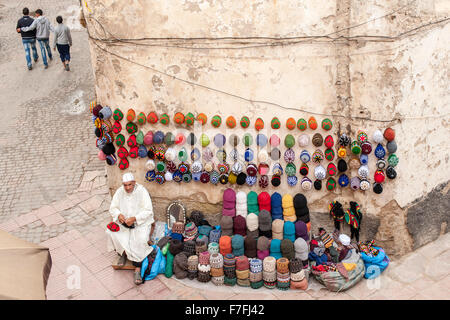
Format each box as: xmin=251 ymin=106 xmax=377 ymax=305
xmin=134 ymin=270 xmax=143 ymax=285
xmin=117 ymin=254 xmax=127 ymax=267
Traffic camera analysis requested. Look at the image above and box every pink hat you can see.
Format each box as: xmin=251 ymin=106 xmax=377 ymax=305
xmin=257 ymin=249 xmax=270 ymax=260
xmin=175 ymin=133 xmax=186 ymax=145
xmin=143 ymin=131 xmax=153 ymax=145
xmin=222 ymin=208 xmax=236 ymax=217
xmin=270 ymin=134 xmax=280 ymax=147
xmin=223 ymin=188 xmax=236 ymax=203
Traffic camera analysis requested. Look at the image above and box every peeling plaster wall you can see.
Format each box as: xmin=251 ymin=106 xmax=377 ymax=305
xmin=83 ymin=0 xmax=450 ymax=257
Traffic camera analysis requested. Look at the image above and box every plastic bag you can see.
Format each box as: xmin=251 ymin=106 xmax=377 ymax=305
xmin=150 ymin=221 xmax=169 ymax=244
xmin=141 ymin=245 xmax=166 ymax=281
xmin=361 ymin=247 xmax=389 ymax=279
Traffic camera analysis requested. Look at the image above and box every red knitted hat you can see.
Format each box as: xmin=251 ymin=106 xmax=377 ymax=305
xmin=219 ymin=236 xmax=232 ymax=255
xmin=117 ymin=146 xmax=128 ymax=159
xmin=258 ymin=192 xmax=271 ymax=205
xmin=129 ymin=146 xmax=139 ymax=158
xmin=118 ymin=158 xmax=129 ymax=170
xmin=127 ymin=134 xmax=137 ymax=148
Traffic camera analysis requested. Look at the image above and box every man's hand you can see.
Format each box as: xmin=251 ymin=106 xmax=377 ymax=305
xmin=118 ymin=214 xmax=126 ymax=224
xmin=16 ymin=28 xmax=21 ymax=33
xmin=125 ymin=217 xmax=136 ymax=227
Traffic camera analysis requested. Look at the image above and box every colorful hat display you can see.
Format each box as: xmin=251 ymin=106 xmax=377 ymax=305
xmin=269 ymin=134 xmax=280 ymax=147
xmin=286 ymin=118 xmax=296 ymax=130
xmin=285 ymin=163 xmax=296 ymax=176
xmin=297 ymin=118 xmax=307 ymax=131
xmin=321 ymin=118 xmax=332 ymax=131
xmin=126 ymin=122 xmax=137 ymax=134
xmin=185 ymin=112 xmax=195 ymax=126
xmin=118 ymin=157 xmax=129 ymax=170
xmin=255 ymin=118 xmax=264 ymax=131
xmin=287 ymin=175 xmax=298 ymax=187
xmin=388 ymin=154 xmax=399 ymax=167
xmin=145 ymin=170 xmax=156 ymax=182
xmin=127 ymin=134 xmax=137 ymax=148
xmin=357 ymin=130 xmax=368 ymax=143
xmin=259 ymin=175 xmax=269 ymax=188
xmin=384 ymin=128 xmax=395 ymax=141
xmin=351 ymin=141 xmax=361 ymax=155
xmin=112 ymin=121 xmax=122 ymax=134
xmin=197 ymin=113 xmax=207 ymax=125
xmin=272 ymin=163 xmax=283 ymax=176
xmin=226 ymin=116 xmax=236 ymax=128
xmin=113 ymin=108 xmax=124 ymax=121
xmin=174 ymin=112 xmax=185 ymax=125
xmin=324 ymin=135 xmax=334 ymax=148
xmin=312 ymin=133 xmax=323 ymax=147
xmin=297 ymin=134 xmax=309 ymax=147
xmin=327 ymin=162 xmax=337 ymax=176
xmin=138 ymin=145 xmax=148 ymax=158
xmin=216 ymin=149 xmax=227 ymax=162
xmin=126 ymin=109 xmax=136 ymax=122
xmin=211 ymin=115 xmax=222 ymax=128
xmin=360 ymin=179 xmax=371 ymax=190
xmin=175 ymin=132 xmax=186 ymax=145
xmin=191 ymin=148 xmax=201 ymax=161
xmin=153 ymin=131 xmax=164 ymax=144
xmin=324 ymin=149 xmax=335 ymax=161
xmin=300 ymin=150 xmax=311 ymax=163
xmin=338 ymin=174 xmax=349 ymax=187
xmin=358 ymin=165 xmax=369 ymax=179
xmin=312 ymin=149 xmax=324 ymax=164
xmin=349 ymin=156 xmax=360 ymax=169
xmin=129 ymin=146 xmax=139 ymax=158
xmin=118 ymin=146 xmax=128 ymax=159
xmin=147 ymin=111 xmax=158 ymax=124
xmin=271 ymin=117 xmax=281 ymax=129
xmin=240 ymin=116 xmax=250 ymax=128
xmin=361 ymin=142 xmax=372 ymax=155
xmin=338 ymin=147 xmax=347 ymax=158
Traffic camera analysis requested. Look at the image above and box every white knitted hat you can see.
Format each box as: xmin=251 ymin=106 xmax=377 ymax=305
xmin=246 ymin=213 xmax=259 ymax=231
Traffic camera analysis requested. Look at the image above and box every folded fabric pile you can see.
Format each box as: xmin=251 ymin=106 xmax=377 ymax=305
xmin=276 ymin=257 xmax=291 ymax=290
xmin=270 ymin=238 xmax=282 ymax=259
xmin=233 ymin=215 xmax=247 ymax=236
xmin=247 ymin=191 xmax=259 ymax=215
xmin=223 ymin=254 xmax=237 ymax=286
xmin=258 ymin=210 xmax=272 ymax=238
xmin=187 ymin=255 xmax=198 ymax=280
xmin=222 ymin=188 xmax=236 ymax=217
xmin=171 ymin=221 xmax=184 ymax=241
xmin=219 ymin=235 xmax=232 ymax=256
xmin=258 ymin=192 xmax=271 ymax=213
xmin=271 ymin=192 xmax=283 ymax=220
xmin=282 ymin=194 xmax=296 ymax=223
xmin=173 ymin=252 xmax=188 ymax=279
xmin=246 ymin=213 xmax=259 ymax=238
xmin=263 ymin=256 xmax=277 ymax=289
xmin=272 ymin=219 xmax=284 ymax=240
xmin=208 ymin=242 xmax=219 ymax=255
xmin=294 ymin=193 xmax=310 ymax=224
xmin=184 ymin=222 xmax=198 ymax=242
xmin=210 ymin=253 xmax=224 ymax=286
xmin=294 ymin=237 xmax=310 ymax=268
xmin=249 ymin=258 xmax=263 ymax=289
xmin=283 ymin=221 xmax=296 ymax=242
xmin=295 ymin=220 xmax=310 ymax=242
xmin=309 ymin=239 xmax=328 ymax=266
xmin=183 ymin=240 xmax=196 ymax=257
xmin=244 ymin=236 xmax=257 ymax=258
xmin=236 ymin=191 xmax=248 ymax=218
xmin=257 ymin=236 xmax=270 ymax=260
xmin=197 ymin=251 xmax=211 ymax=283
xmin=281 ymin=239 xmax=295 ymax=260
xmin=209 ymin=228 xmax=221 ymax=243
xmin=220 ymin=215 xmax=233 ymax=236
xmin=236 ymin=255 xmax=250 ymax=287
xmin=232 ymin=234 xmax=245 ymax=256
xmin=195 ymin=235 xmax=208 ymax=255
xmin=289 ymin=258 xmax=308 ymax=290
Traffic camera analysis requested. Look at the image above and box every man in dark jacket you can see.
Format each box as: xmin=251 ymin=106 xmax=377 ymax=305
xmin=16 ymin=7 xmax=39 ymax=70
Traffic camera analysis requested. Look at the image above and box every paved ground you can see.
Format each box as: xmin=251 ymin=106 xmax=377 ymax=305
xmin=0 ymin=0 xmax=448 ymax=300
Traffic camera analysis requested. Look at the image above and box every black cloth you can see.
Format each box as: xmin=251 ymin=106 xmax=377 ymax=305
xmin=16 ymin=16 xmax=36 ymax=39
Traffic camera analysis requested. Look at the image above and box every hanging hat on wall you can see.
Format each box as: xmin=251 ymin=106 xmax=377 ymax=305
xmin=153 ymin=131 xmax=165 ymax=144
xmin=175 ymin=132 xmax=186 ymax=145
xmin=350 ymin=176 xmax=360 ymax=190
xmin=284 ymin=148 xmax=295 ymax=163
xmin=358 ymin=165 xmax=369 ymax=179
xmin=270 ymin=148 xmax=281 ymax=161
xmin=314 ymin=179 xmax=322 ymax=190
xmin=256 ymin=134 xmax=268 ymax=147
xmin=388 ymin=154 xmax=399 ymax=167
xmin=297 ymin=134 xmax=309 ymax=147
xmin=324 ymin=148 xmax=335 ymax=161
xmin=240 ymin=116 xmax=250 ymax=128
xmin=126 ymin=122 xmax=138 ymax=134
xmin=202 ymin=147 xmax=214 ymax=162
xmin=373 ymin=130 xmax=383 ymax=143
xmin=337 ymin=159 xmax=347 ymax=172
xmin=300 ymin=150 xmax=311 ymax=163
xmin=308 ymin=117 xmax=318 ymax=130
xmin=118 ymin=158 xmax=129 ymax=170
xmin=269 ymin=134 xmax=280 ymax=147
xmin=258 ymin=163 xmax=269 ymax=175
xmin=229 ymin=149 xmax=239 ymax=162
xmin=351 ymin=141 xmax=361 ymax=155
xmin=106 ymin=154 xmax=117 ymax=165
xmin=286 ymin=118 xmax=296 ymax=130
xmin=147 ymin=111 xmax=158 ymax=124
xmin=349 ymin=156 xmax=360 ymax=169
xmin=244 ymin=148 xmax=254 ymax=162
xmin=115 ymin=134 xmax=125 ymax=147
xmin=327 ymin=162 xmax=337 ymax=176
xmin=357 ymin=130 xmax=368 ymax=143
xmin=312 ymin=133 xmax=323 ymax=147
xmin=160 ymin=113 xmax=170 ymax=125
xmin=337 ymin=146 xmax=347 ymax=158
xmin=376 ymin=158 xmax=387 ymax=170
xmin=360 ymin=154 xmax=369 ymax=165
xmin=145 ymin=170 xmax=156 ymax=182
xmin=129 ymin=146 xmax=139 ymax=158
xmin=255 ymin=118 xmax=264 ymax=131
xmin=228 ymin=172 xmax=237 ymax=184
xmin=312 ymin=149 xmax=324 ymax=164
xmin=384 ymin=128 xmax=395 ymax=141
xmin=314 ymin=165 xmax=326 ymax=180
xmin=287 ymin=175 xmax=298 ymax=187
xmin=286 ymin=163 xmax=297 ymax=176
xmin=326 ymin=177 xmax=336 ymax=191
xmin=321 ymin=118 xmax=332 ymax=131
xmin=375 ymin=143 xmax=386 ymax=159
xmin=374 ymin=170 xmax=386 ymax=183
xmin=196 ymin=113 xmax=207 ymax=125
xmin=271 ymin=175 xmax=281 ymax=187
xmin=301 ymin=177 xmax=312 ymax=190
xmin=387 ymin=140 xmax=397 ymax=153
xmin=361 ymin=142 xmax=372 ymax=155
xmin=338 ymin=174 xmax=349 ymax=187
xmin=164 ymin=132 xmax=175 ymax=146
xmin=113 ymin=108 xmax=124 ymax=121
xmin=237 ymin=172 xmax=247 ymax=185
xmin=112 ymin=121 xmax=122 ymax=134
xmin=284 ymin=134 xmax=295 ymax=148
xmin=271 ymin=117 xmax=281 ymax=129
xmin=299 ymin=163 xmax=308 ymax=176
xmin=272 ymin=163 xmax=283 ymax=176
xmin=138 ymin=145 xmax=148 ymax=158
xmin=126 ymin=109 xmax=135 ymax=122
xmin=297 ymin=118 xmax=307 ymax=131
xmin=136 ymin=112 xmax=146 ymax=125
xmin=386 ymin=166 xmax=397 ymax=179
xmin=360 ymin=179 xmax=371 ymax=191
xmin=324 ymin=135 xmax=334 ymax=148
xmin=185 ymin=112 xmax=195 ymax=126
xmin=216 ymin=149 xmax=227 ymax=162
xmin=187 ymin=133 xmax=197 ymax=146
xmin=373 ymin=182 xmax=383 ymax=194
xmin=214 ymin=133 xmax=226 ymax=147
xmin=339 ymin=133 xmax=350 ymax=147
xmin=259 ymin=175 xmax=269 ymax=188
xmin=229 ymin=134 xmax=240 ymax=147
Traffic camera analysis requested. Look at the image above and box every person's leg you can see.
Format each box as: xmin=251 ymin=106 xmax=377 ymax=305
xmin=132 ymin=261 xmax=143 ymax=285
xmin=30 ymin=39 xmax=38 ymax=62
xmin=22 ymin=39 xmax=32 ymax=69
xmin=64 ymin=45 xmax=71 ymax=71
xmin=56 ymin=44 xmax=66 ymax=69
xmin=44 ymin=39 xmax=52 ymax=60
xmin=38 ymin=40 xmax=48 ymax=67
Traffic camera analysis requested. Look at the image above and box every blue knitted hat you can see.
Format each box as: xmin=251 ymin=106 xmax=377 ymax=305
xmin=269 ymin=239 xmax=282 ymax=259
xmin=283 ymin=221 xmax=296 ymax=242
xmin=153 ymin=131 xmax=165 ymax=144
xmin=138 ymin=145 xmax=147 ymax=158
xmin=209 ymin=229 xmax=221 ymax=243
xmin=338 ymin=174 xmax=349 ymax=187
xmin=271 ymin=192 xmax=282 ymax=207
xmin=244 ymin=148 xmax=254 ymax=162
xmin=198 ymin=225 xmax=213 ymax=237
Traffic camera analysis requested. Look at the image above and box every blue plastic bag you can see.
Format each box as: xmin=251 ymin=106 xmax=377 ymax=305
xmin=361 ymin=247 xmax=389 ymax=279
xmin=141 ymin=245 xmax=166 ymax=281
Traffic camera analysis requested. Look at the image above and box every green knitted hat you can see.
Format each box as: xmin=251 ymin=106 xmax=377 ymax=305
xmin=164 ymin=132 xmax=175 ymax=146
xmin=271 ymin=117 xmax=281 ymax=129
xmin=113 ymin=108 xmax=124 ymax=121
xmin=285 ymin=163 xmax=296 ymax=176
xmin=326 ymin=177 xmax=336 ymax=191
xmin=240 ymin=116 xmax=250 ymax=128
xmin=243 ymin=133 xmax=253 ymax=146
xmin=297 ymin=118 xmax=307 ymax=131
xmin=284 ymin=134 xmax=295 ymax=148
xmin=137 ymin=112 xmax=146 ymax=125
xmin=200 ymin=133 xmax=210 ymax=147
xmin=115 ymin=134 xmax=125 ymax=147
xmin=160 ymin=113 xmax=170 ymax=125
xmin=211 ymin=115 xmax=222 ymax=128
xmin=247 ymin=191 xmax=258 ymax=205
xmin=136 ymin=130 xmax=144 ymax=145
xmin=324 ymin=148 xmax=335 ymax=161
xmin=185 ymin=112 xmax=195 ymax=126
xmin=126 ymin=122 xmax=137 ymax=134
xmin=321 ymin=118 xmax=333 ymax=131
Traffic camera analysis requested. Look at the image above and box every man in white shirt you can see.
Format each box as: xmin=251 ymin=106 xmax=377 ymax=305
xmin=107 ymin=173 xmax=155 ymax=285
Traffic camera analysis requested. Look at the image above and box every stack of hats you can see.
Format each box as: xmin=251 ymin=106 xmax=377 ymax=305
xmin=281 ymin=239 xmax=295 ymax=260
xmin=271 ymin=192 xmax=283 ymax=220
xmin=209 ymin=228 xmax=221 ymax=243
xmin=283 ymin=221 xmax=296 ymax=242
xmin=294 ymin=238 xmax=310 ymax=267
xmin=257 ymin=192 xmax=271 ymax=213
xmin=231 ymin=234 xmax=245 ymax=256
xmin=236 ymin=191 xmax=248 ymax=218
xmin=171 ymin=221 xmax=185 ymax=241
xmin=210 ymin=253 xmax=224 ymax=286
xmin=187 ymin=255 xmax=198 ymax=280
xmin=220 ymin=216 xmax=233 ymax=236
xmin=249 ymin=258 xmax=264 ymax=289
xmin=183 ymin=240 xmax=196 ymax=257
xmin=276 ymin=257 xmax=291 ymax=291
xmin=208 ymin=242 xmax=219 ymax=255
xmin=233 ymin=215 xmax=247 ymax=236
xmin=195 ymin=236 xmax=208 ymax=255
xmin=272 ymin=219 xmax=284 ymax=240
xmin=247 ymin=191 xmax=259 ymax=215
xmin=289 ymin=258 xmax=308 ymax=290
xmin=257 ymin=236 xmax=270 ymax=260
xmin=246 ymin=213 xmax=259 ymax=238
xmin=219 ymin=236 xmax=232 ymax=255
xmin=270 ymin=238 xmax=282 ymax=259
xmin=222 ymin=188 xmax=236 ymax=217
xmin=197 ymin=251 xmax=211 ymax=283
xmin=282 ymin=194 xmax=297 ymax=223
xmin=263 ymin=256 xmax=277 ymax=289
xmin=244 ymin=236 xmax=257 ymax=258
xmin=294 ymin=193 xmax=310 ymax=224
xmin=184 ymin=222 xmax=198 ymax=241
xmin=169 ymin=239 xmax=184 ymax=257
xmin=295 ymin=221 xmax=310 ymax=242
xmin=258 ymin=210 xmax=272 ymax=238
xmin=223 ymin=254 xmax=237 ymax=286
xmin=173 ymin=252 xmax=188 ymax=279
xmin=235 ymin=256 xmax=250 ymax=287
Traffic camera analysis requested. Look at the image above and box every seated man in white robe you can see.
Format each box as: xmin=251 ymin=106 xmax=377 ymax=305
xmin=106 ymin=173 xmax=155 ymax=285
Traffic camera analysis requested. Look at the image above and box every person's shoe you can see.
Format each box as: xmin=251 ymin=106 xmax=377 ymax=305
xmin=117 ymin=254 xmax=127 ymax=267
xmin=49 ymin=56 xmax=53 ymax=61
xmin=34 ymin=57 xmax=39 ymax=63
xmin=28 ymin=65 xmax=32 ymax=70
xmin=65 ymin=64 xmax=70 ymax=71
xmin=44 ymin=65 xmax=48 ymax=69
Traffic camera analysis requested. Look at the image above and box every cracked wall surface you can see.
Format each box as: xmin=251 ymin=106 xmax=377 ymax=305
xmin=83 ymin=0 xmax=450 ymax=258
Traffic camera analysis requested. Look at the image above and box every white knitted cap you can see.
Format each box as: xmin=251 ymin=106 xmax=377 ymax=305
xmin=246 ymin=213 xmax=259 ymax=231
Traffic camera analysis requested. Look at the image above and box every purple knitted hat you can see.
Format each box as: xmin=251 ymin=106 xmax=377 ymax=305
xmin=294 ymin=221 xmax=309 ymax=242
xmin=223 ymin=188 xmax=236 ymax=203
xmin=233 ymin=216 xmax=247 ymax=236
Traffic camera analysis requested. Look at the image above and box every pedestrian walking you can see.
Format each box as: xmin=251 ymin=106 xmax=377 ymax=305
xmin=16 ymin=7 xmax=39 ymax=70
xmin=20 ymin=9 xmax=53 ymax=69
xmin=53 ymin=16 xmax=72 ymax=71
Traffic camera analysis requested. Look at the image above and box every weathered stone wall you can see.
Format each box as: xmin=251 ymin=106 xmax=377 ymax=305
xmin=82 ymin=0 xmax=450 ymax=258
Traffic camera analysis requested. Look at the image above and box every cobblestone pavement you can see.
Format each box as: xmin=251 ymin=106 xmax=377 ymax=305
xmin=0 ymin=0 xmax=448 ymax=301
xmin=0 ymin=0 xmax=98 ymax=224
